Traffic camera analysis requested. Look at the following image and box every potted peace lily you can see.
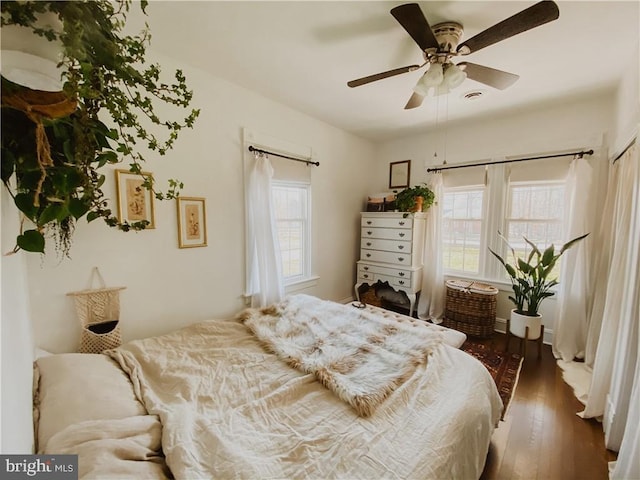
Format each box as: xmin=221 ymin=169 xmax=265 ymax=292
xmin=489 ymin=232 xmax=588 ymax=340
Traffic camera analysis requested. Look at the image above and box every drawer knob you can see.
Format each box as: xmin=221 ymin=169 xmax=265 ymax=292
xmin=366 ymin=253 xmax=371 ymax=258
xmin=399 ymin=221 xmax=405 ymax=226
xmin=367 ymin=231 xmax=372 ymax=235
xmin=399 ymin=280 xmax=405 ymax=285
xmin=366 ymin=242 xmax=372 ymax=246
xmin=363 ymin=266 xmax=369 ymax=271
xmin=399 ymin=272 xmax=405 ymax=277
xmin=398 ymin=257 xmax=404 ymax=262
xmin=399 ymin=233 xmax=405 ymax=237
xmin=363 ymin=274 xmax=369 ymax=279
xmin=398 ymin=245 xmax=404 ymax=250
xmin=366 ymin=221 xmax=372 ymax=225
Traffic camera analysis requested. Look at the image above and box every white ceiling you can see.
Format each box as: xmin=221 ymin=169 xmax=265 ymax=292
xmin=145 ymin=1 xmax=639 ymax=142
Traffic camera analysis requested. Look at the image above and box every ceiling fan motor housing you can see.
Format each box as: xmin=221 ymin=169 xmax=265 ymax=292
xmin=431 ymin=22 xmax=464 ymax=53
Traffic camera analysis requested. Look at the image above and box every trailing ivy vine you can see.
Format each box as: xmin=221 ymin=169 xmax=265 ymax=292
xmin=1 ymin=0 xmax=200 ymax=256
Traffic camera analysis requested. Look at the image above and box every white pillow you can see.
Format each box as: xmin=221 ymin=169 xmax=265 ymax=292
xmin=34 ymin=353 xmax=146 ymax=452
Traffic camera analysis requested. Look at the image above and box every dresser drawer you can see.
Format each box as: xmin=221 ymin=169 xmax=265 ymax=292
xmin=358 ymin=263 xmax=412 ymax=279
xmin=361 ymin=217 xmax=413 ymax=229
xmin=361 ymin=227 xmax=413 ymax=241
xmin=360 ymin=249 xmax=412 ymax=266
xmin=360 ymin=238 xmax=412 ymax=253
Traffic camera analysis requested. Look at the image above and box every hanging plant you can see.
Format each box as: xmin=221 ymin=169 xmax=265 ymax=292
xmin=1 ymin=0 xmax=200 ymax=256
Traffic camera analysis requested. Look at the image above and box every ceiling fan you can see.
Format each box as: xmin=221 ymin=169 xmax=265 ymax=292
xmin=347 ymin=1 xmax=560 ymax=109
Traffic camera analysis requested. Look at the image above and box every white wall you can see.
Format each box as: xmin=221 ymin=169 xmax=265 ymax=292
xmin=611 ymin=45 xmax=639 ymax=156
xmin=1 ymin=186 xmax=35 ymax=453
xmin=21 ymin=55 xmax=375 ymax=354
xmin=374 ymin=93 xmax=616 ymax=339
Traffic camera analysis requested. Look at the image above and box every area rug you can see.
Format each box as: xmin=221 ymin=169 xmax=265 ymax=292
xmin=460 ymin=341 xmax=523 ymax=419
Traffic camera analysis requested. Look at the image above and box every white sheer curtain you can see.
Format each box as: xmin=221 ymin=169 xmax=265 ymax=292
xmin=417 ymin=173 xmax=444 ymax=322
xmin=577 ymin=143 xmax=639 ymax=479
xmin=245 ymin=152 xmax=284 ymax=307
xmin=553 ymin=156 xmax=594 ymax=361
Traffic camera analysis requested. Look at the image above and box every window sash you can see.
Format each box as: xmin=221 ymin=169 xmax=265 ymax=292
xmin=272 ymin=182 xmax=311 ymax=284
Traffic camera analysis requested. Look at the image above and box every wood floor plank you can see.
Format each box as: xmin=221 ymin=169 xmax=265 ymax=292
xmin=477 ymin=334 xmax=616 ymax=480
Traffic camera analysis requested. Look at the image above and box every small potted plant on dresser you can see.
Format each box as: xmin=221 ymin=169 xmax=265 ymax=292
xmin=489 ymin=232 xmax=588 ymax=356
xmin=394 ymin=184 xmax=435 ymax=212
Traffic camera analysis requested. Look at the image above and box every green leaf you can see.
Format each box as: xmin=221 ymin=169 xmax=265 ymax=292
xmin=38 ymin=204 xmax=67 ymax=225
xmin=87 ymin=211 xmax=101 ymax=223
xmin=560 ymin=233 xmax=590 ymax=254
xmin=1 ymin=148 xmax=16 ymax=182
xmin=63 ymin=139 xmax=74 ymax=162
xmin=68 ymin=198 xmax=90 ymax=219
xmin=17 ymin=229 xmax=45 ymax=253
xmin=541 ymin=245 xmax=555 ymax=266
xmin=14 ymin=193 xmax=38 ymax=220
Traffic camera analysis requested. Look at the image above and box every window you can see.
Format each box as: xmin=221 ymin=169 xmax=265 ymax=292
xmin=442 ymin=187 xmax=484 ymax=274
xmin=441 ymin=162 xmax=568 ymax=284
xmin=505 ymin=182 xmax=565 ymax=279
xmin=272 ymin=182 xmax=311 ymax=284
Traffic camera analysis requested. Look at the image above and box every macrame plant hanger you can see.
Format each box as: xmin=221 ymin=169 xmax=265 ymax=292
xmin=66 ymin=267 xmax=126 ymax=353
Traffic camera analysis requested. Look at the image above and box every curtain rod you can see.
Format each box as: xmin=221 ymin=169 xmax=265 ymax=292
xmin=248 ymin=145 xmax=319 ymax=166
xmin=426 ymin=149 xmax=593 ymax=173
xmin=613 ymin=137 xmax=636 ymax=164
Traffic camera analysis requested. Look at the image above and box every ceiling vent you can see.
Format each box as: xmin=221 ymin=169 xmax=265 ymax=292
xmin=462 ymin=90 xmax=485 ymax=100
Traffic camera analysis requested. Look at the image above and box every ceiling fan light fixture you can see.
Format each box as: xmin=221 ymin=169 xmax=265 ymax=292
xmin=413 ymin=63 xmax=443 ymax=95
xmin=443 ymin=63 xmax=467 ymax=90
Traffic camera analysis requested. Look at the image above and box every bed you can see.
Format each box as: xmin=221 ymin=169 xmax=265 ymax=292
xmin=33 ymin=294 xmax=502 ymax=479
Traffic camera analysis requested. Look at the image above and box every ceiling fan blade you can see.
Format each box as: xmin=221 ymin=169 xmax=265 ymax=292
xmin=390 ymin=3 xmax=439 ymax=52
xmin=457 ymin=1 xmax=559 ymax=54
xmin=404 ymin=92 xmax=424 ymax=110
xmin=347 ymin=64 xmax=420 ymax=88
xmin=458 ymin=62 xmax=519 ymax=90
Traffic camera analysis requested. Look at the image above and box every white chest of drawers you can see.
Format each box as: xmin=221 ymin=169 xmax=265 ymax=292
xmin=355 ymin=212 xmax=427 ymax=316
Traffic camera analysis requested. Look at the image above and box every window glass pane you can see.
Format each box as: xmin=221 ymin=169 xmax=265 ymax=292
xmin=506 ymin=182 xmax=565 ymax=279
xmin=272 ymin=183 xmax=309 ymax=282
xmin=442 ymin=187 xmax=484 ymax=274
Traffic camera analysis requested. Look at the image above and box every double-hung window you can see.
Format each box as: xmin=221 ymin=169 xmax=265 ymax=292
xmin=442 ymin=187 xmax=484 ymax=274
xmin=505 ymin=181 xmax=565 ymax=279
xmin=441 ymin=159 xmax=569 ymax=283
xmin=272 ymin=181 xmax=311 ymax=285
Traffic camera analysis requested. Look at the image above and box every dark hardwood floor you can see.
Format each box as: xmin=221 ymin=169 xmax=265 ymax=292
xmin=477 ymin=333 xmax=617 ymax=480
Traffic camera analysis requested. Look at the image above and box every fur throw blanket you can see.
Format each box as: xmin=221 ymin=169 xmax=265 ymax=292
xmin=239 ymin=294 xmax=443 ymax=417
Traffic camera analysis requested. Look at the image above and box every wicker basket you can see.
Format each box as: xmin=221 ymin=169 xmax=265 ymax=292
xmin=443 ymin=280 xmax=498 ymax=338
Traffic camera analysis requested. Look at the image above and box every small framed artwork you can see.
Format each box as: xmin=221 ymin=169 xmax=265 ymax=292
xmin=177 ymin=197 xmax=207 ymax=248
xmin=389 ymin=160 xmax=411 ymax=189
xmin=115 ymin=169 xmax=155 ymax=228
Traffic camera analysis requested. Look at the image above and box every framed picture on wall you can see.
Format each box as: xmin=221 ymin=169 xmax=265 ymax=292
xmin=115 ymin=169 xmax=156 ymax=228
xmin=177 ymin=197 xmax=207 ymax=248
xmin=389 ymin=160 xmax=411 ymax=189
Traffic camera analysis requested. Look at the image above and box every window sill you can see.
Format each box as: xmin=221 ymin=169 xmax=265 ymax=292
xmin=284 ymin=275 xmax=319 ymax=295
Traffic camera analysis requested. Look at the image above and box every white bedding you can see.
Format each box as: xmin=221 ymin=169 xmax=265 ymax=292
xmin=103 ymin=297 xmax=502 ymax=480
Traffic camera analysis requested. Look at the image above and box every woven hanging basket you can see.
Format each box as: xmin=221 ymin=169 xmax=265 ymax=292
xmin=67 ymin=268 xmax=126 ymax=353
xmin=1 ymin=84 xmax=77 ymax=119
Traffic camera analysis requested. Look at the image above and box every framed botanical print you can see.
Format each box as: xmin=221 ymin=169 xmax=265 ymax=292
xmin=115 ymin=170 xmax=155 ymax=228
xmin=177 ymin=197 xmax=207 ymax=248
xmin=389 ymin=160 xmax=411 ymax=189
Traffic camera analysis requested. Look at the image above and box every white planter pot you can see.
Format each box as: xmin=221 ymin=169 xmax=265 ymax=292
xmin=509 ymin=309 xmax=543 ymax=340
